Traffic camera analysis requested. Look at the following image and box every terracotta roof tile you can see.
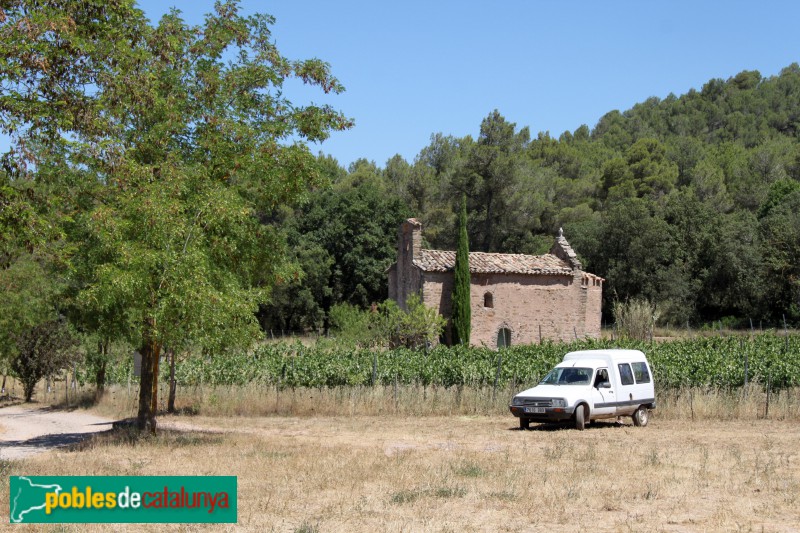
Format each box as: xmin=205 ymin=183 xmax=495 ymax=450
xmin=415 ymin=249 xmax=573 ymax=275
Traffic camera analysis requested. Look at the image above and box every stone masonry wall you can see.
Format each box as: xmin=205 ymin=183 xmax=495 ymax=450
xmin=422 ymin=271 xmax=602 ymax=347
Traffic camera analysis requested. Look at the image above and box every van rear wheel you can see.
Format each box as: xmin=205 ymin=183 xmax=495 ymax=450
xmin=575 ymin=404 xmax=587 ymax=430
xmin=632 ymin=406 xmax=649 ymax=427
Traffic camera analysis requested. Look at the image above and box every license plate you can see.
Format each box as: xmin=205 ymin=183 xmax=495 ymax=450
xmin=524 ymin=407 xmax=545 ymax=414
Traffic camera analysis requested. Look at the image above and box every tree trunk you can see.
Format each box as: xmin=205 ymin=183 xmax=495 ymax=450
xmin=94 ymin=340 xmax=108 ymax=402
xmin=23 ymin=379 xmax=35 ymax=402
xmin=167 ymin=349 xmax=177 ymax=413
xmin=322 ymin=289 xmax=335 ymax=337
xmin=136 ymin=335 xmax=161 ymax=433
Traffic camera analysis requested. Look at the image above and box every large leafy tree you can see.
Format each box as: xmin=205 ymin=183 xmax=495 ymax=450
xmin=760 ymin=188 xmax=800 ymax=321
xmin=455 ymin=110 xmax=530 ymax=252
xmin=257 ymin=237 xmax=334 ymax=334
xmin=0 ymin=92 xmax=69 ymax=389
xmin=578 ymin=197 xmax=679 ymax=315
xmin=285 ymin=170 xmax=410 ymax=331
xmin=601 ymin=138 xmax=678 ymax=202
xmin=0 ymin=171 xmax=58 ymax=380
xmin=410 ymin=133 xmax=464 ymax=250
xmin=1 ymin=1 xmax=351 ymax=431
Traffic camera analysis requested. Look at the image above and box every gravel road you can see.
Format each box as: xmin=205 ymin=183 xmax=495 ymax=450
xmin=0 ymin=405 xmax=114 ymax=460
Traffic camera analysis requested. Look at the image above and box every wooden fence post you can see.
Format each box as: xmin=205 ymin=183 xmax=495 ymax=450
xmin=394 ymin=373 xmax=399 ymax=412
xmin=765 ymin=372 xmax=772 ymax=418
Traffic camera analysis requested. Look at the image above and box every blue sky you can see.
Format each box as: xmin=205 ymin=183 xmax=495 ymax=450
xmin=21 ymin=2 xmax=800 ymax=169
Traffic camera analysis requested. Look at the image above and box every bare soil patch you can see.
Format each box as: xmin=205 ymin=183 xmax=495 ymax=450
xmin=0 ymin=404 xmax=114 ymax=460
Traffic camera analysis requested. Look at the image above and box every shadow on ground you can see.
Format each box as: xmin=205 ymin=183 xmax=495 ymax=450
xmin=67 ymin=425 xmax=228 ymax=452
xmin=512 ymin=420 xmax=631 ymax=432
xmin=2 ymin=431 xmax=109 ymax=453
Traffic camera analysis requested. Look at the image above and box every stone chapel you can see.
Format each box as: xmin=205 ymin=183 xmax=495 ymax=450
xmin=387 ymin=218 xmax=603 ymax=348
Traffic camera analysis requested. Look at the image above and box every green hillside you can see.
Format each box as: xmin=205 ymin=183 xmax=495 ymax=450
xmin=265 ymin=65 xmax=800 ymax=329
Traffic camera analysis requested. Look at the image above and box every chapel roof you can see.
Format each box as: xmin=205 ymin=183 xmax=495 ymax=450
xmin=414 ymin=249 xmax=574 ymax=276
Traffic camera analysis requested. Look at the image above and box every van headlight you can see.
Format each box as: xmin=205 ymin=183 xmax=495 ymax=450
xmin=551 ymin=398 xmax=567 ymax=408
xmin=512 ymin=396 xmax=524 ymax=406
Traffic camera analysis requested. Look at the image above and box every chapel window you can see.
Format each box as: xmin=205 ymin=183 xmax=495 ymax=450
xmin=484 ymin=292 xmax=494 ymax=308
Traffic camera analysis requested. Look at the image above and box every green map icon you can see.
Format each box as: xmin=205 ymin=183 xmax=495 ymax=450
xmin=10 ymin=477 xmax=63 ymax=523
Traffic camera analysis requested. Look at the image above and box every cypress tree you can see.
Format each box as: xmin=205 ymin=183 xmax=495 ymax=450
xmin=451 ymin=194 xmax=471 ymax=345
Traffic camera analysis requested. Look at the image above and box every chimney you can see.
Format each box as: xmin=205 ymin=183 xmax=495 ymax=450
xmin=399 ymin=218 xmax=422 ymax=262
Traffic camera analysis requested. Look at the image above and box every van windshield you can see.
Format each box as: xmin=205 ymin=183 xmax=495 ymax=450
xmin=540 ymin=367 xmax=593 ymax=386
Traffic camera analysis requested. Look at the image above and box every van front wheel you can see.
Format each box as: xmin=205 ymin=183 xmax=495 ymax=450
xmin=575 ymin=404 xmax=587 ymax=430
xmin=632 ymin=406 xmax=649 ymax=427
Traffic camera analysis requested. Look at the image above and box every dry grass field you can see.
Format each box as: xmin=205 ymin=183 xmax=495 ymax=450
xmin=3 ymin=403 xmax=800 ymax=532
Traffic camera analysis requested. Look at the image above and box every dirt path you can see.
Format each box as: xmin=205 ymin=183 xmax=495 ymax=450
xmin=0 ymin=404 xmax=114 ymax=460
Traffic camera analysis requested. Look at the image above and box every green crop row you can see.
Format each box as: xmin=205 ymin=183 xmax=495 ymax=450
xmin=102 ymin=333 xmax=800 ymax=391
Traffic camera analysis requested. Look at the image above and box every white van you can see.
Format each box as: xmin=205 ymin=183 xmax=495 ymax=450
xmin=509 ymin=349 xmax=656 ymax=430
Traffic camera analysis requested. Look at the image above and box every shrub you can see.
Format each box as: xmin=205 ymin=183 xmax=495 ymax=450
xmin=377 ymin=294 xmax=446 ymax=349
xmin=12 ymin=319 xmax=81 ymax=401
xmin=613 ymin=298 xmax=660 ymax=341
xmin=329 ymin=296 xmax=446 ymax=349
xmin=328 ymin=302 xmax=381 ymax=347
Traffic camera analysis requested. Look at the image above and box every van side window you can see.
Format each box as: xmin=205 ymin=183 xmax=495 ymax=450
xmin=618 ymin=363 xmax=634 ymax=386
xmin=631 ymin=362 xmax=651 ymax=384
xmin=594 ymin=368 xmax=609 ymax=387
